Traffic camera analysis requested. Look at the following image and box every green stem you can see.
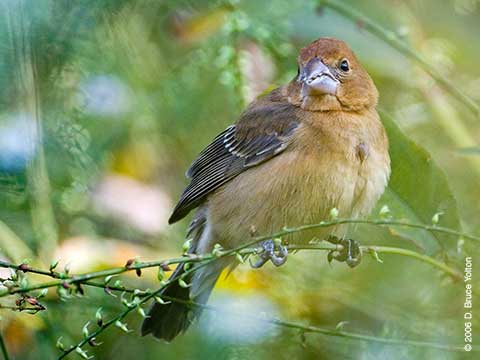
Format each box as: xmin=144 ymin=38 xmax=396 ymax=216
xmin=3 ymin=0 xmax=59 ymax=262
xmin=56 ymin=244 xmax=234 ymax=359
xmin=0 ymin=332 xmax=9 ymax=360
xmin=0 ymin=254 xmax=224 ymax=297
xmin=363 ymin=245 xmax=462 ymax=280
xmin=1 ymin=218 xmax=474 ymax=297
xmin=79 ymin=283 xmax=472 ymax=353
xmin=266 ymin=318 xmax=467 ymax=352
xmin=276 ymin=218 xmax=480 ymax=243
xmin=288 ymin=244 xmax=462 ymax=280
xmin=319 ymin=0 xmax=480 ymax=117
xmin=53 ymin=232 xmax=467 ymax=358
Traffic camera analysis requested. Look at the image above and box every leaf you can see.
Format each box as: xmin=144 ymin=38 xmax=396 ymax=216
xmin=356 ymin=111 xmax=460 ymax=258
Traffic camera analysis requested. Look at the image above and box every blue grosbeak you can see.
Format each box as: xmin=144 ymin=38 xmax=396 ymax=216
xmin=142 ymin=37 xmax=390 ymax=341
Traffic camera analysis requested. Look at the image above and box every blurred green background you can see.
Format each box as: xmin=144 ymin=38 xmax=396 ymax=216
xmin=0 ymin=0 xmax=479 ymax=359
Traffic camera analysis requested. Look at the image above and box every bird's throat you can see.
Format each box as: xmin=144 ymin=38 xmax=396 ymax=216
xmin=301 ymin=94 xmax=343 ymax=112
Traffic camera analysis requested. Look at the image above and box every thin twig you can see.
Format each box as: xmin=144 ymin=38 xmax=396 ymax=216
xmin=0 ymin=304 xmax=44 ymax=313
xmin=0 ymin=219 xmax=473 ymax=357
xmin=56 ymin=239 xmax=249 ymax=359
xmin=168 ymin=297 xmax=472 ymax=352
xmin=77 ymin=282 xmax=473 ymax=353
xmin=319 ymin=0 xmax=480 ymax=116
xmin=0 ymin=241 xmax=460 ymax=297
xmin=0 ymin=218 xmax=474 ymax=297
xmin=276 ymin=218 xmax=480 ymax=243
xmin=0 ymin=262 xmax=66 ymax=279
xmin=289 ymin=244 xmax=462 ymax=280
xmin=55 ymin=235 xmax=465 ymax=357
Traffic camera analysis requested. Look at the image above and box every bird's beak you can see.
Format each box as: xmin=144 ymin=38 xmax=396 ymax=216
xmin=300 ymin=58 xmax=339 ymax=97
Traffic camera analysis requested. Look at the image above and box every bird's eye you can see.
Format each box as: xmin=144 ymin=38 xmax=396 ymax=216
xmin=339 ymin=59 xmax=350 ymax=72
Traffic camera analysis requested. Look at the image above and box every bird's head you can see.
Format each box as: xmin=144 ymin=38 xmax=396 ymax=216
xmin=287 ymin=37 xmax=378 ymax=112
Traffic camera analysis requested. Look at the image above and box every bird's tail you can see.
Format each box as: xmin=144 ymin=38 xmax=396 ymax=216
xmin=140 ymin=258 xmax=227 ymax=341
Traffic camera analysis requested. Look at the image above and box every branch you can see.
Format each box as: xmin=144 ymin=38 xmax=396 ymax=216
xmin=0 ymin=218 xmax=474 ymax=357
xmin=277 ymin=218 xmax=480 ymax=243
xmin=318 ymin=0 xmax=480 ymax=117
xmin=69 ymin=283 xmax=474 ymax=354
xmin=177 ymin=297 xmax=473 ymax=352
xmin=290 ymin=244 xmax=462 ymax=280
xmin=56 ymin=242 xmax=244 ymax=359
xmin=0 ymin=217 xmax=474 ymax=297
xmin=0 ymin=303 xmax=45 ymax=313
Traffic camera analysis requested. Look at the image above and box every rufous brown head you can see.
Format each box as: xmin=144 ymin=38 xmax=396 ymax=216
xmin=288 ymin=37 xmax=378 ymax=112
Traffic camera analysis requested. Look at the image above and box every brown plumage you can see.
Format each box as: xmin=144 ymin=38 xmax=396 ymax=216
xmin=141 ymin=37 xmax=390 ymax=341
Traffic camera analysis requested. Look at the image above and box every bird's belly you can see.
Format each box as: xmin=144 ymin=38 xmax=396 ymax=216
xmin=208 ymin=147 xmax=387 ymax=248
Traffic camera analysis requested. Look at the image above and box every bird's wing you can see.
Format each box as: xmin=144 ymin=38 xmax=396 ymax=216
xmin=168 ymin=100 xmax=300 ymax=224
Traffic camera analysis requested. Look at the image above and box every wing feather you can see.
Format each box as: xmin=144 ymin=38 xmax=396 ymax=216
xmin=169 ymin=97 xmax=299 ymax=224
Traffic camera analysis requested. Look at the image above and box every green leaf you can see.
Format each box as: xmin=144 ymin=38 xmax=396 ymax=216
xmin=357 ymin=111 xmax=460 ymax=258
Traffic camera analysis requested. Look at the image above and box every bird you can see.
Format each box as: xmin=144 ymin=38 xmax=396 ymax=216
xmin=141 ymin=37 xmax=391 ymax=341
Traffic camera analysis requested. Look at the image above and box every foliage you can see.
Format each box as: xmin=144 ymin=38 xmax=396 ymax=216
xmin=0 ymin=0 xmax=479 ymax=359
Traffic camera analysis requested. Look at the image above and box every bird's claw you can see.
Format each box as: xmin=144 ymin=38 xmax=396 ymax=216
xmin=250 ymin=239 xmax=288 ymax=268
xmin=327 ymin=237 xmax=362 ymax=268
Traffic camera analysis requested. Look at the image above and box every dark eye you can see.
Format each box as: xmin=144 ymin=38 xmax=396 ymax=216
xmin=339 ymin=59 xmax=350 ymax=72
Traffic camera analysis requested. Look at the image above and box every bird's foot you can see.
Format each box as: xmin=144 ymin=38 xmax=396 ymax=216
xmin=250 ymin=239 xmax=288 ymax=268
xmin=326 ymin=236 xmax=362 ymax=268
